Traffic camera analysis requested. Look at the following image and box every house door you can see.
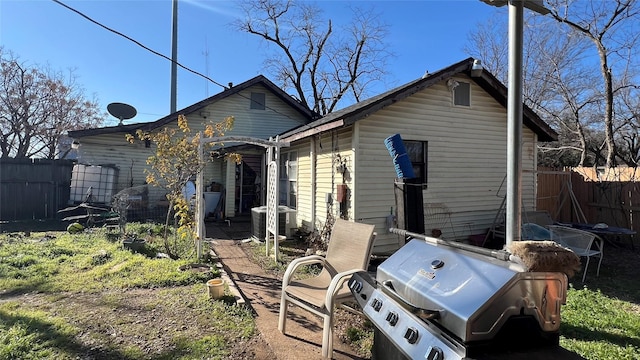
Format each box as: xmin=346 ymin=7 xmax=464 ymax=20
xmin=235 ymin=155 xmax=262 ymax=214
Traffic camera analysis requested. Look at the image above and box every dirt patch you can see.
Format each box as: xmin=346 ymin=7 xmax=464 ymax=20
xmin=2 ymin=287 xmax=276 ymax=359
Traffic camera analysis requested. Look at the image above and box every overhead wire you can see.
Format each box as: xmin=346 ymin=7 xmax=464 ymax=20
xmin=51 ymin=0 xmax=315 ymax=124
xmin=51 ymin=0 xmax=228 ymax=90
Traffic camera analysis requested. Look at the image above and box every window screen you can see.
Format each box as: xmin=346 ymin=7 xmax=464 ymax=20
xmin=453 ymin=82 xmax=470 ymax=107
xmin=405 ymin=140 xmax=428 ymax=184
xmin=250 ymin=92 xmax=266 ymax=110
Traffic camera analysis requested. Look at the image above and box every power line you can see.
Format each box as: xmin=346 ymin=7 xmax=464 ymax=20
xmin=51 ymin=0 xmax=228 ymax=90
xmin=51 ymin=0 xmax=313 ymax=124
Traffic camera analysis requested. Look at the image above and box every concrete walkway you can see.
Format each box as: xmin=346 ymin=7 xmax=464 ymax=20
xmin=206 ymin=219 xmax=364 ymax=360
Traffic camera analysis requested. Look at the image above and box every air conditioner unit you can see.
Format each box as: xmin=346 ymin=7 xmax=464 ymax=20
xmin=251 ymin=206 xmax=297 ymax=241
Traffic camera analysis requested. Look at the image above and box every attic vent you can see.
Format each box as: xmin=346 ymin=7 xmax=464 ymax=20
xmin=453 ymin=82 xmax=471 ymax=107
xmin=250 ymin=92 xmax=266 ymax=110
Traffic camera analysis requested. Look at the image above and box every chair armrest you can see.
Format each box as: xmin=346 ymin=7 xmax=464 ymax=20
xmin=324 ymin=268 xmax=363 ymax=308
xmin=282 ymin=255 xmax=326 ymax=287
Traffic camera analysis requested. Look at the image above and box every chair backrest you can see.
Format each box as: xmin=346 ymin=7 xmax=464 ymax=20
xmin=521 ymin=223 xmax=551 ymax=240
xmin=324 ymin=219 xmax=376 ymax=275
xmin=548 ymin=225 xmax=596 ymax=250
xmin=522 ymin=210 xmax=554 ymax=227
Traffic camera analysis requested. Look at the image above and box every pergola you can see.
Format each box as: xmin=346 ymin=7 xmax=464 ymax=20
xmin=194 ymin=134 xmax=289 ymax=261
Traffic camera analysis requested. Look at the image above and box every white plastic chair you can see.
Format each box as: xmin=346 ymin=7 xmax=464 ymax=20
xmin=278 ymin=219 xmax=376 ymax=359
xmin=548 ymin=225 xmax=603 ymax=282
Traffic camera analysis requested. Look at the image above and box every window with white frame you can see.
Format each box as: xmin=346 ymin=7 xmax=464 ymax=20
xmin=453 ymin=81 xmax=471 ymax=107
xmin=405 ymin=140 xmax=428 ymax=184
xmin=279 ymin=151 xmax=298 ymax=208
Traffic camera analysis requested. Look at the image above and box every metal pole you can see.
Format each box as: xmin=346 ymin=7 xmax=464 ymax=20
xmin=170 ymin=0 xmax=178 ymax=114
xmin=196 ymin=131 xmax=204 ymax=260
xmin=505 ymin=0 xmax=524 ymax=247
xmin=389 ymin=228 xmax=513 ymax=262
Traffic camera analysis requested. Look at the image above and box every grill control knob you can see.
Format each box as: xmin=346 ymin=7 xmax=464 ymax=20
xmin=349 ymin=280 xmax=363 ymax=293
xmin=385 ymin=311 xmax=399 ymax=326
xmin=431 ymin=259 xmax=445 ymax=269
xmin=404 ymin=327 xmax=419 ymax=344
xmin=426 ymin=346 xmax=444 ymax=360
xmin=371 ymin=298 xmax=383 ymax=312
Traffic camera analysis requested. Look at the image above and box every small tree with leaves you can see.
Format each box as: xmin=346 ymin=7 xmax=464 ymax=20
xmin=127 ymin=114 xmax=235 ymax=259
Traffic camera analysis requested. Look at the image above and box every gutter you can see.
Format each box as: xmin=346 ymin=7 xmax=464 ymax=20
xmin=281 ymin=119 xmax=344 ymax=143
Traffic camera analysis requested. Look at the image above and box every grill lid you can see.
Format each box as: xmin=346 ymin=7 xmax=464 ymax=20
xmin=376 ymin=239 xmax=567 ymax=342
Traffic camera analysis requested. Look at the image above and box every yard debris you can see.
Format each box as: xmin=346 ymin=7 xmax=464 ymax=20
xmin=507 ymin=240 xmax=581 ymax=278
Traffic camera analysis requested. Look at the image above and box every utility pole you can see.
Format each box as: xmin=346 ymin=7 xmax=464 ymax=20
xmin=203 ymin=36 xmax=210 ymax=98
xmin=170 ymin=0 xmax=178 ymax=114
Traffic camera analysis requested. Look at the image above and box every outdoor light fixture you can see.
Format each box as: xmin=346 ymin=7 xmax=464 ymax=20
xmin=470 ymin=59 xmax=483 ymax=77
xmin=71 ymin=140 xmax=80 ymax=149
xmin=447 ymin=79 xmax=460 ymax=91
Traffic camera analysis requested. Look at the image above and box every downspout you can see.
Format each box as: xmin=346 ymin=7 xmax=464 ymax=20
xmin=261 ymin=152 xmax=266 ymax=206
xmin=352 ymin=123 xmax=360 ymax=222
xmin=533 ymin=133 xmax=538 ymax=212
xmin=310 ymin=136 xmax=317 ymax=232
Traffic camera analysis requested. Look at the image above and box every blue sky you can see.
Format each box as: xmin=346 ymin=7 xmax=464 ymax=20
xmin=1 ymin=0 xmax=504 ymax=125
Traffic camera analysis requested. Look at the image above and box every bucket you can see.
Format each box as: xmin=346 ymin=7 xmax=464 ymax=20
xmin=384 ymin=134 xmax=415 ymax=179
xmin=207 ymin=278 xmax=225 ymax=299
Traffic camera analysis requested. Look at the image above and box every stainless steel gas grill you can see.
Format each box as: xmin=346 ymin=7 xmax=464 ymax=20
xmin=348 ymin=232 xmax=569 ymax=360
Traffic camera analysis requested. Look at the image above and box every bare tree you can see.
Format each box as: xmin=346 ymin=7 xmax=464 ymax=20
xmin=616 ymin=78 xmax=640 ymax=166
xmin=546 ymin=0 xmax=640 ymax=167
xmin=0 ymin=48 xmax=104 ymax=158
xmin=466 ymin=1 xmax=640 ymax=168
xmin=466 ymin=15 xmax=598 ymax=166
xmin=235 ymin=0 xmax=391 ymax=115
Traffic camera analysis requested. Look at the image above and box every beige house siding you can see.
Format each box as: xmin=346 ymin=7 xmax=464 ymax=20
xmin=353 ymin=76 xmax=538 ymax=253
xmin=287 ymin=129 xmax=355 ymax=233
xmin=75 ymin=133 xmax=160 ymax=202
xmin=199 ymin=84 xmax=307 ymax=139
xmin=73 ymin=83 xmax=309 ymax=216
xmin=286 ymin=142 xmax=312 ymax=229
xmin=285 ymin=75 xmax=542 ymax=255
xmin=76 ymin=130 xmax=224 ymax=207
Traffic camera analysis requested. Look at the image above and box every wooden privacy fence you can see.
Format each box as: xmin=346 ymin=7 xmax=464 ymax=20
xmin=537 ymin=167 xmax=639 ymax=235
xmin=0 ymin=158 xmax=75 ymax=221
